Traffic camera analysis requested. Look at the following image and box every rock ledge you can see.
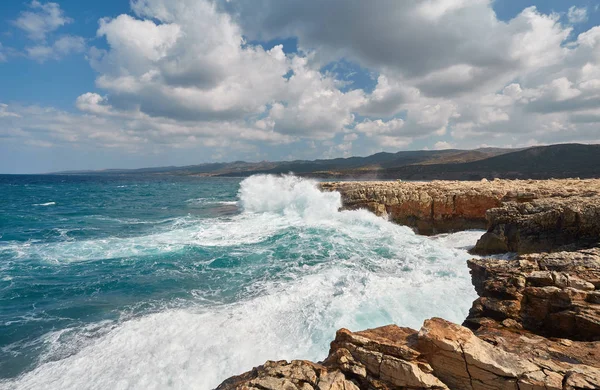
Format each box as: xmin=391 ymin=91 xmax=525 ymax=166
xmin=320 ymin=179 xmax=600 ymax=237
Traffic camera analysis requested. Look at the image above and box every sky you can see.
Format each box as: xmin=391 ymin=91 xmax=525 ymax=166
xmin=1 ymin=0 xmax=600 ymax=173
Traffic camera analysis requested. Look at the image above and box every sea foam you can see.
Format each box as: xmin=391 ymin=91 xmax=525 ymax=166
xmin=2 ymin=175 xmax=480 ymax=390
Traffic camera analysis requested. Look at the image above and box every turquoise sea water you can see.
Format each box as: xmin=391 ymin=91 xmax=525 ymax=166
xmin=0 ymin=174 xmax=479 ymax=389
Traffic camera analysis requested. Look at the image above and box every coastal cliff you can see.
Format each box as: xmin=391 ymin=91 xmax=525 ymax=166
xmin=217 ymin=179 xmax=600 ymax=390
xmin=320 ymin=179 xmax=600 ymax=236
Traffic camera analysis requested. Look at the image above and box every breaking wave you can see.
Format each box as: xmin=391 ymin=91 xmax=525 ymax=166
xmin=1 ymin=175 xmax=480 ymax=390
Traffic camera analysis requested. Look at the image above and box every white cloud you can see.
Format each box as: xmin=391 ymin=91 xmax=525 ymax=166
xmin=358 ymin=75 xmax=420 ymax=117
xmin=0 ymin=102 xmax=294 ymax=154
xmin=355 ymin=118 xmax=405 ymax=136
xmin=13 ymin=1 xmax=72 ymax=41
xmin=26 ymin=35 xmax=85 ymax=62
xmin=72 ymin=1 xmax=600 ymax=153
xmin=567 ymin=6 xmax=587 ymax=24
xmin=234 ymin=2 xmax=569 ymax=91
xmin=53 ymin=35 xmax=85 ymax=54
xmin=5 ymin=0 xmax=600 ymax=163
xmin=75 ymin=93 xmax=113 ymax=115
xmin=343 ymin=133 xmax=358 ymax=142
xmin=11 ymin=1 xmax=85 ymax=63
xmin=433 ymin=141 xmax=455 ymax=150
xmin=81 ymin=0 xmax=368 ymax=144
xmin=88 ymin=2 xmax=290 ymax=121
xmin=258 ymin=57 xmax=366 ymax=138
xmin=416 ymin=0 xmax=489 ymax=21
xmin=0 ymin=104 xmax=21 ymax=118
xmin=221 ymin=0 xmax=600 ymax=150
xmin=0 ymin=43 xmax=6 ymax=62
xmin=354 ymin=118 xmax=414 ymax=148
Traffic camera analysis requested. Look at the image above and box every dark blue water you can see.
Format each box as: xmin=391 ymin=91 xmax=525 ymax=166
xmin=0 ymin=174 xmax=478 ymax=389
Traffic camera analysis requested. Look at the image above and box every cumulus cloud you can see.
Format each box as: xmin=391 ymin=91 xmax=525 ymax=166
xmin=80 ymin=0 xmax=368 ymax=145
xmin=433 ymin=141 xmax=455 ymax=150
xmin=13 ymin=1 xmax=72 ymax=41
xmin=88 ymin=2 xmax=289 ymax=122
xmin=355 ymin=118 xmax=405 ymax=137
xmin=69 ymin=0 xmax=600 ymax=154
xmin=354 ymin=118 xmax=411 ymax=149
xmin=219 ymin=0 xmax=600 ymax=150
xmin=257 ymin=57 xmax=366 ymax=138
xmin=10 ymin=1 xmax=86 ymax=63
xmin=5 ymin=0 xmax=600 ymax=165
xmin=231 ymin=1 xmax=568 ymax=91
xmin=0 ymin=102 xmax=294 ymax=155
xmin=75 ymin=93 xmax=113 ymax=115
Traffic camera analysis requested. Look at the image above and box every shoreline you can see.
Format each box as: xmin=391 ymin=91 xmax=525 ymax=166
xmin=217 ymin=178 xmax=600 ymax=389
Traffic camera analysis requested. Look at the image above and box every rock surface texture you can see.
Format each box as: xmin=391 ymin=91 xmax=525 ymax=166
xmin=217 ymin=179 xmax=600 ymax=390
xmin=320 ymin=179 xmax=600 ymax=236
xmin=472 ymin=197 xmax=600 ymax=255
xmin=217 ymin=318 xmax=600 ymax=390
xmin=465 ymin=248 xmax=600 ymax=341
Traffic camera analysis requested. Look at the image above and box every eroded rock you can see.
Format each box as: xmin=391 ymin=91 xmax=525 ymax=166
xmin=472 ymin=197 xmax=600 ymax=254
xmin=215 ymin=360 xmax=360 ymax=390
xmin=320 ymin=179 xmax=600 ymax=235
xmin=216 ymin=319 xmax=600 ymax=390
xmin=465 ymin=248 xmax=600 ymax=341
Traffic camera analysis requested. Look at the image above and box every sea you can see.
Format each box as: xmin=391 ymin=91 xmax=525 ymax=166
xmin=0 ymin=174 xmax=480 ymax=389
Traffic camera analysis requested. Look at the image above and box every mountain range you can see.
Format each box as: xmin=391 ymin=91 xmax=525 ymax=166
xmin=54 ymin=143 xmax=600 ymax=180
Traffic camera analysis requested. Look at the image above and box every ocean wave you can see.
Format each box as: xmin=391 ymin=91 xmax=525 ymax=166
xmin=2 ymin=175 xmax=482 ymax=263
xmin=3 ymin=253 xmax=476 ymax=389
xmin=2 ymin=174 xmax=482 ymax=389
xmin=32 ymin=202 xmax=55 ymax=207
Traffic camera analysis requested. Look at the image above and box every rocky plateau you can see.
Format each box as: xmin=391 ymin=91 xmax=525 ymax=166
xmin=218 ymin=179 xmax=600 ymax=390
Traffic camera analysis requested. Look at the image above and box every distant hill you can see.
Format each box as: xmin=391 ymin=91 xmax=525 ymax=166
xmin=52 ymin=143 xmax=600 ymax=180
xmin=319 ymin=144 xmax=600 ymax=180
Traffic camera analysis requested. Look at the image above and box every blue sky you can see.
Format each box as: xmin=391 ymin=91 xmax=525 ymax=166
xmin=1 ymin=0 xmax=600 ymax=173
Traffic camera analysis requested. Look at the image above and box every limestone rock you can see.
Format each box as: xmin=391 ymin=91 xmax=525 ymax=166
xmin=320 ymin=179 xmax=600 ymax=235
xmin=325 ymin=325 xmax=449 ymax=389
xmin=472 ymin=197 xmax=600 ymax=254
xmin=465 ymin=248 xmax=600 ymax=341
xmin=215 ymin=360 xmax=359 ymax=390
xmin=418 ymin=318 xmax=557 ymax=390
xmin=216 ymin=319 xmax=600 ymax=390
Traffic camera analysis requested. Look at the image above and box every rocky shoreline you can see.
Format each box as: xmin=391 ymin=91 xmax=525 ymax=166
xmin=217 ymin=179 xmax=600 ymax=390
xmin=320 ymin=179 xmax=600 ymax=236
